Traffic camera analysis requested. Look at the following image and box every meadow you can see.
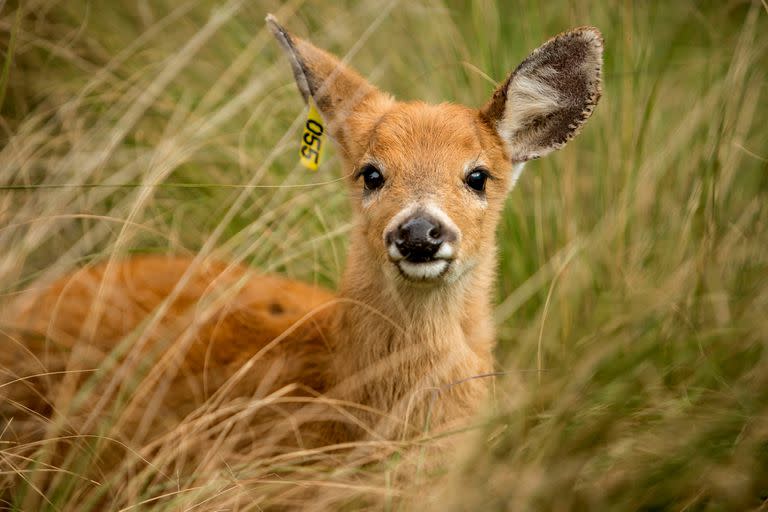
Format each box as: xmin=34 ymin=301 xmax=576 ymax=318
xmin=1 ymin=0 xmax=767 ymax=509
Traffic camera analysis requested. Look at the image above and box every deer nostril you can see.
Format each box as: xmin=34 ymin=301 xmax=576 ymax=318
xmin=428 ymin=226 xmax=441 ymax=241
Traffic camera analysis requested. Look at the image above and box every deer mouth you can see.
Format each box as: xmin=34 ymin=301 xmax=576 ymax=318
xmin=387 ymin=238 xmax=455 ymax=282
xmin=395 ymin=258 xmax=452 ymax=282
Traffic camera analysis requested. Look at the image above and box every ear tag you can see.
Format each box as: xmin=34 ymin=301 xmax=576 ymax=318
xmin=299 ymin=100 xmax=326 ymax=171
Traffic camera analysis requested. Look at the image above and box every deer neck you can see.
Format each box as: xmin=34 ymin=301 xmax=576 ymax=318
xmin=329 ymin=230 xmax=496 ymax=418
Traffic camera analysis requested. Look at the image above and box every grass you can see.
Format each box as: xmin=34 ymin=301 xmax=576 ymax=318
xmin=2 ymin=0 xmax=768 ymax=509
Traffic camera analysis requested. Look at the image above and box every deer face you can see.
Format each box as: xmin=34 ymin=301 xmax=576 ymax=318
xmin=268 ymin=16 xmax=603 ymax=286
xmin=352 ymin=102 xmax=512 ymax=284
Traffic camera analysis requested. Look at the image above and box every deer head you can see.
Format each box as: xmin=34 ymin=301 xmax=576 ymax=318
xmin=267 ymin=15 xmax=602 ymax=287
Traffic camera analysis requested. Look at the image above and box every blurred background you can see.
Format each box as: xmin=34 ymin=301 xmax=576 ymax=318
xmin=2 ymin=0 xmax=767 ymax=510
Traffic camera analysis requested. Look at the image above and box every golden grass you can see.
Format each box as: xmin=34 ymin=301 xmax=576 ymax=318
xmin=1 ymin=0 xmax=768 ymax=510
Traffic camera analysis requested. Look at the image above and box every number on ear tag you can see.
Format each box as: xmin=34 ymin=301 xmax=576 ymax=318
xmin=299 ymin=101 xmax=326 ymax=171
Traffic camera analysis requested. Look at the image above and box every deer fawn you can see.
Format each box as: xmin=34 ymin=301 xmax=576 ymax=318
xmin=1 ymin=16 xmax=603 ymax=452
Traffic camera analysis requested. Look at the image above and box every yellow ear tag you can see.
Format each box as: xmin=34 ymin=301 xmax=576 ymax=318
xmin=299 ymin=101 xmax=326 ymax=171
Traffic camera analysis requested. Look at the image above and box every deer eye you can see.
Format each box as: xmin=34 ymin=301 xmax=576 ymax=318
xmin=465 ymin=168 xmax=489 ymax=193
xmin=359 ymin=164 xmax=385 ymax=191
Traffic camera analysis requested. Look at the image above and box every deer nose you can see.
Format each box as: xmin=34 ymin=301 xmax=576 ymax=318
xmin=395 ymin=216 xmax=444 ymax=262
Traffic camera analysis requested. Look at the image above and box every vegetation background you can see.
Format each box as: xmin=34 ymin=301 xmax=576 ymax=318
xmin=1 ymin=0 xmax=767 ymax=509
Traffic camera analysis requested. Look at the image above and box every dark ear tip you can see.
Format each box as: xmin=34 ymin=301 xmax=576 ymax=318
xmin=560 ymin=26 xmax=605 ymax=55
xmin=265 ymin=13 xmax=281 ymax=32
xmin=574 ymin=26 xmax=604 ymax=44
xmin=550 ymin=26 xmax=604 ymax=90
xmin=266 ymin=14 xmax=291 ymax=47
xmin=265 ymin=13 xmax=280 ymax=33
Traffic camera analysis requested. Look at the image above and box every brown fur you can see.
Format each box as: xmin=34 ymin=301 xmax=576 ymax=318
xmin=0 ymin=17 xmax=603 ymax=453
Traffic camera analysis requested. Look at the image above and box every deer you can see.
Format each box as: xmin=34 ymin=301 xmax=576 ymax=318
xmin=0 ymin=16 xmax=603 ymax=456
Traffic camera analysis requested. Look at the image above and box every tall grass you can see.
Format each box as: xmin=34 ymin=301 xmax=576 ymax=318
xmin=1 ymin=0 xmax=767 ymax=509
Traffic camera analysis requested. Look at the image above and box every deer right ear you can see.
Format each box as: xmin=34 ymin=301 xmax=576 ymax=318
xmin=266 ymin=15 xmax=391 ymax=154
xmin=480 ymin=27 xmax=603 ymax=163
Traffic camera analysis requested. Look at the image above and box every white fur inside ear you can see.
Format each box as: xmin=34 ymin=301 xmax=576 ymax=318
xmin=497 ymin=72 xmax=562 ymax=159
xmin=509 ymin=162 xmax=526 ymax=191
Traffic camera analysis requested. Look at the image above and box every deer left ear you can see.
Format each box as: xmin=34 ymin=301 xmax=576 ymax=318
xmin=266 ymin=14 xmax=391 ymax=155
xmin=480 ymin=27 xmax=603 ymax=163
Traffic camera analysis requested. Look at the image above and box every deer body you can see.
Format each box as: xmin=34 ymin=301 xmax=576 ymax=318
xmin=1 ymin=17 xmax=603 ymax=450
